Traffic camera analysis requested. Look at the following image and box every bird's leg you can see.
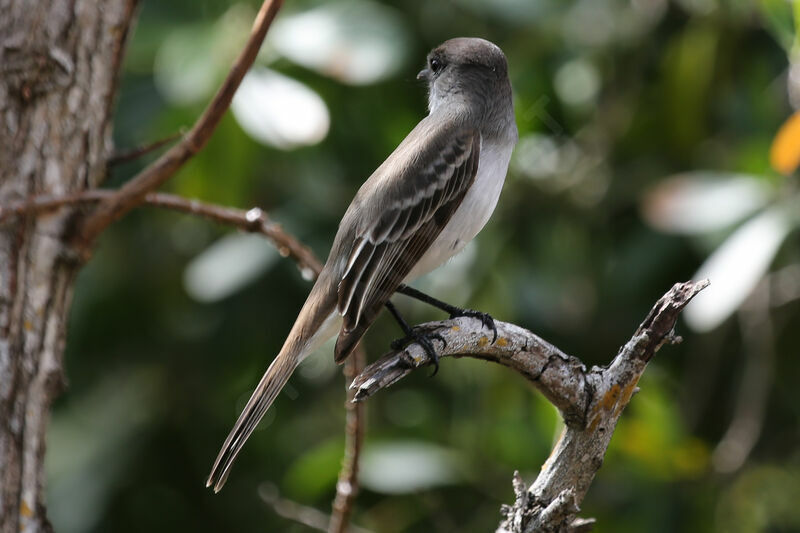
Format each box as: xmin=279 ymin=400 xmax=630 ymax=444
xmin=395 ymin=284 xmax=497 ymax=343
xmin=384 ymin=300 xmax=446 ymax=376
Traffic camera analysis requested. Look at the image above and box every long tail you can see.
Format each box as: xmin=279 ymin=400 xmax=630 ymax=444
xmin=207 ymin=276 xmax=339 ymax=492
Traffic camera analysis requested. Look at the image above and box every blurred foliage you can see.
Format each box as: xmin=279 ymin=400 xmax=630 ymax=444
xmin=48 ymin=0 xmax=800 ymax=532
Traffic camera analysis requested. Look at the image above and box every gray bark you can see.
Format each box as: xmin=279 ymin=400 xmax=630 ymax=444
xmin=0 ymin=1 xmax=136 ymax=531
xmin=353 ymin=281 xmax=707 ymax=532
xmin=0 ymin=2 xmax=707 ymax=530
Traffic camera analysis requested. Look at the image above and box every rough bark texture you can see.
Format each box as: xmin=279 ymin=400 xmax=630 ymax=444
xmin=0 ymin=2 xmax=707 ymax=530
xmin=353 ymin=280 xmax=708 ymax=532
xmin=0 ymin=1 xmax=136 ymax=531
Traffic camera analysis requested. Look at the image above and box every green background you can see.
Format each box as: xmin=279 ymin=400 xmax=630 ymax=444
xmin=49 ymin=0 xmax=800 ymax=532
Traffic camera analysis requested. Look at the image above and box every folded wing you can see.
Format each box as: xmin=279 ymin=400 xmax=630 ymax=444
xmin=334 ymin=126 xmax=481 ymax=361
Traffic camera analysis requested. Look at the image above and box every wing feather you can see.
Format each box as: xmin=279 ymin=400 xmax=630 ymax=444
xmin=334 ymin=126 xmax=481 ymax=361
xmin=338 ymin=238 xmax=375 ymax=316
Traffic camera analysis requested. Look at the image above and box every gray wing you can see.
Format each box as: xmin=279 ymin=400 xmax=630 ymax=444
xmin=333 ymin=124 xmax=481 ymax=362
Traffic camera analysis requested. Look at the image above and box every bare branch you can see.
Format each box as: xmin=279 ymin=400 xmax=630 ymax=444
xmin=75 ymin=0 xmax=285 ymax=252
xmin=353 ymin=280 xmax=709 ymax=532
xmin=0 ymin=190 xmax=323 ymax=277
xmin=259 ymin=483 xmax=373 ymax=533
xmin=712 ymin=278 xmax=774 ymax=473
xmin=107 ymin=129 xmax=185 ymax=167
xmin=328 ymin=343 xmax=367 ymax=533
xmin=3 ymin=187 xmax=368 ymax=531
xmin=351 ymin=318 xmax=590 ymax=426
xmin=498 ymin=471 xmax=530 ymax=533
xmin=0 ymin=190 xmax=106 ymax=222
xmin=528 ymin=488 xmax=579 ymax=532
xmin=140 ymin=196 xmax=324 ymax=277
xmin=4 ymin=182 xmax=708 ymax=530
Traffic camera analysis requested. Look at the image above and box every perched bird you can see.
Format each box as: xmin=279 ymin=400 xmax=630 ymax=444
xmin=208 ymin=37 xmax=518 ymax=492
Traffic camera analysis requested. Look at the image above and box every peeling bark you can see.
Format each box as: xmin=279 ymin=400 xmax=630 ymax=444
xmin=0 ymin=1 xmax=136 ymax=531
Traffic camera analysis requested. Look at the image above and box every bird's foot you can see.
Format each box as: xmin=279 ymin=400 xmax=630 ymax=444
xmin=449 ymin=308 xmax=498 ymax=343
xmin=390 ymin=325 xmax=447 ymax=376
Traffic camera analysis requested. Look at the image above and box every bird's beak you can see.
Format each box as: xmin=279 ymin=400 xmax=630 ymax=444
xmin=417 ymin=68 xmax=430 ymax=81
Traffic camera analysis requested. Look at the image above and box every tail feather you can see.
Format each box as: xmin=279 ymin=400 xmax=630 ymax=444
xmin=334 ymin=322 xmax=368 ymax=363
xmin=207 ymin=273 xmax=339 ymax=492
xmin=206 ymin=352 xmax=298 ymax=492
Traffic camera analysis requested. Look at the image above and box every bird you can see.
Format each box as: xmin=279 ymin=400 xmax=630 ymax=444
xmin=207 ymin=37 xmax=518 ymax=492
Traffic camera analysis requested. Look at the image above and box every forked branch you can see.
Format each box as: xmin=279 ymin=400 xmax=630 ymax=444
xmin=0 ymin=190 xmax=321 ymax=277
xmin=352 ymin=280 xmax=709 ymax=532
xmin=75 ymin=0 xmax=285 ymax=253
xmin=1 ymin=187 xmax=363 ymax=532
xmin=4 ymin=179 xmax=708 ymax=530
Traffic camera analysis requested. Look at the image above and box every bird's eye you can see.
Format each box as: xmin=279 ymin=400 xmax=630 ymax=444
xmin=429 ymin=58 xmax=443 ymax=73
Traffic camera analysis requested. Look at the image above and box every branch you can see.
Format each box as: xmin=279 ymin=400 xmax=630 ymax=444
xmin=2 ymin=0 xmax=367 ymax=526
xmin=328 ymin=345 xmax=366 ymax=533
xmin=352 ymin=280 xmax=709 ymax=532
xmin=139 ymin=194 xmax=324 ymax=277
xmin=712 ymin=278 xmax=773 ymax=473
xmin=5 ymin=186 xmax=707 ymax=530
xmin=351 ymin=318 xmax=590 ymax=426
xmin=259 ymin=483 xmax=373 ymax=533
xmin=0 ymin=190 xmax=322 ymax=277
xmin=106 ymin=129 xmax=185 ymax=166
xmin=3 ymin=187 xmax=368 ymax=530
xmin=75 ymin=0 xmax=284 ymax=252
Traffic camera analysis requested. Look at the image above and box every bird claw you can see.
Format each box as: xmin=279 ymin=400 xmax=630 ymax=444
xmin=390 ymin=326 xmax=447 ymax=376
xmin=449 ymin=308 xmax=497 ymax=343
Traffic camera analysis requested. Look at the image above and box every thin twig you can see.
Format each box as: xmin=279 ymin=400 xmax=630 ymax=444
xmin=259 ymin=483 xmax=330 ymax=532
xmin=142 ymin=195 xmax=324 ymax=277
xmin=4 ymin=187 xmax=367 ymax=532
xmin=22 ymin=184 xmax=366 ymax=529
xmin=329 ymin=344 xmax=366 ymax=533
xmin=712 ymin=279 xmax=774 ymax=473
xmin=76 ymin=0 xmax=284 ymax=253
xmin=258 ymin=483 xmax=374 ymax=533
xmin=0 ymin=190 xmax=322 ymax=277
xmin=0 ymin=190 xmax=106 ymax=222
xmin=107 ymin=129 xmax=185 ymax=166
xmin=4 ymin=1 xmax=364 ymax=522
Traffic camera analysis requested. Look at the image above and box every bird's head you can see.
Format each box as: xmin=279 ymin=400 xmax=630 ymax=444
xmin=418 ymin=37 xmax=510 ymax=115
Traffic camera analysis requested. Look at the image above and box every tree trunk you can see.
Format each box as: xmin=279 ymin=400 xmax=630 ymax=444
xmin=0 ymin=1 xmax=136 ymax=531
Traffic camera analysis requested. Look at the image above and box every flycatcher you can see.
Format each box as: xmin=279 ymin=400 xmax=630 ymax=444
xmin=208 ymin=37 xmax=518 ymax=492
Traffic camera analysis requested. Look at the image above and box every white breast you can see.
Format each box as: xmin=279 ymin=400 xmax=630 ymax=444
xmin=406 ymin=137 xmax=514 ymax=280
